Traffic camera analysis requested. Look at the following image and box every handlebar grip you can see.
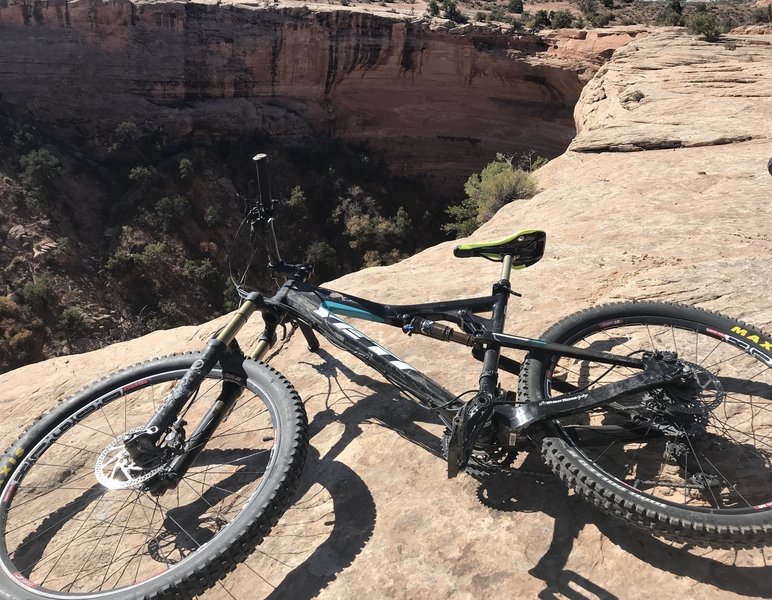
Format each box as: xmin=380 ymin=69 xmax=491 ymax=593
xmin=253 ymin=153 xmax=272 ymax=216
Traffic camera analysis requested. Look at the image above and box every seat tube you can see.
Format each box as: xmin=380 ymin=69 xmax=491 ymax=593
xmin=479 ymin=261 xmax=511 ymax=397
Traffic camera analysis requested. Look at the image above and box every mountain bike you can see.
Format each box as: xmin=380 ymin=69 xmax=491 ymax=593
xmin=0 ymin=154 xmax=769 ymax=600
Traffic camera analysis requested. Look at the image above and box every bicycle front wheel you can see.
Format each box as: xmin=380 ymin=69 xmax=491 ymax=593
xmin=519 ymin=301 xmax=772 ymax=547
xmin=0 ymin=353 xmax=308 ymax=600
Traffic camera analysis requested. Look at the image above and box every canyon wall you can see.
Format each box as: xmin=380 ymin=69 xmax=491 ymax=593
xmin=0 ymin=0 xmax=642 ymax=187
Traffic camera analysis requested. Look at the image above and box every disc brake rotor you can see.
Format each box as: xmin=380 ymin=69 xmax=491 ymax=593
xmin=95 ymin=426 xmax=167 ymax=490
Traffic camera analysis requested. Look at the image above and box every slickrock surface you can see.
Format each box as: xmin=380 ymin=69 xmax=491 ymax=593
xmin=1 ymin=29 xmax=771 ymax=599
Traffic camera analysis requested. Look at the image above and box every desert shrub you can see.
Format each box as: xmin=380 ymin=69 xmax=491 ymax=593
xmin=657 ymin=0 xmax=683 ymax=25
xmin=577 ymin=0 xmax=597 ymax=17
xmin=552 ymin=10 xmax=574 ymax=28
xmin=0 ymin=296 xmax=38 ymax=368
xmin=59 ymin=306 xmax=86 ymax=339
xmin=109 ymin=121 xmax=141 ymax=153
xmin=149 ymin=195 xmax=188 ymax=232
xmin=508 ymin=0 xmax=523 ymax=14
xmin=444 ymin=154 xmax=538 ymax=238
xmin=590 ymin=12 xmax=611 ymax=26
xmin=753 ymin=5 xmax=772 ymax=23
xmin=490 ymin=6 xmax=507 ymax=21
xmin=427 ymin=0 xmax=440 ymax=16
xmin=442 ymin=0 xmax=467 ymax=22
xmin=475 ymin=10 xmax=487 ymax=21
xmin=20 ymin=149 xmax=61 ymax=189
xmin=19 ymin=149 xmax=61 ymax=206
xmin=528 ymin=9 xmax=550 ymax=28
xmin=148 ymin=299 xmax=186 ymax=330
xmin=687 ymin=12 xmax=720 ymax=40
xmin=16 ymin=277 xmax=55 ymax=312
xmin=105 ymin=248 xmax=135 ymax=276
xmin=179 ymin=158 xmax=194 ymax=180
xmin=204 ymin=205 xmax=223 ymax=228
xmin=183 ymin=259 xmax=220 ymax=288
xmin=128 ymin=166 xmax=153 ymax=187
xmin=137 ymin=242 xmax=167 ymax=267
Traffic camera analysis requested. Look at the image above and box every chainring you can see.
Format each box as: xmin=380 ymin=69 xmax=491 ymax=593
xmin=441 ymin=430 xmax=518 ymax=479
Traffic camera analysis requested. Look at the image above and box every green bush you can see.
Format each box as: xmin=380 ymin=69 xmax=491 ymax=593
xmin=128 ymin=166 xmax=153 ymax=186
xmin=528 ymin=9 xmax=550 ymax=28
xmin=16 ymin=277 xmax=55 ymax=312
xmin=152 ymin=195 xmax=188 ymax=232
xmin=105 ymin=248 xmax=135 ymax=276
xmin=753 ymin=5 xmax=772 ymax=23
xmin=508 ymin=0 xmax=523 ymax=14
xmin=179 ymin=158 xmax=194 ymax=180
xmin=59 ymin=306 xmax=86 ymax=339
xmin=0 ymin=296 xmax=38 ymax=368
xmin=137 ymin=242 xmax=167 ymax=267
xmin=590 ymin=12 xmax=611 ymax=27
xmin=19 ymin=149 xmax=62 ymax=204
xmin=204 ymin=205 xmax=224 ymax=228
xmin=444 ymin=154 xmax=538 ymax=238
xmin=552 ymin=10 xmax=574 ymax=28
xmin=687 ymin=12 xmax=720 ymax=40
xmin=577 ymin=0 xmax=597 ymax=17
xmin=183 ymin=259 xmax=220 ymax=288
xmin=427 ymin=0 xmax=440 ymax=16
xmin=657 ymin=0 xmax=683 ymax=25
xmin=109 ymin=121 xmax=141 ymax=153
xmin=148 ymin=299 xmax=186 ymax=330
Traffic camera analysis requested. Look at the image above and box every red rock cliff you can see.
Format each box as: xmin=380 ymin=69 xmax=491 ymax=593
xmin=0 ymin=0 xmax=643 ymax=187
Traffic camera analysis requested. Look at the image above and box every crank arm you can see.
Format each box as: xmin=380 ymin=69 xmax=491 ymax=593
xmin=506 ymin=355 xmax=692 ymax=432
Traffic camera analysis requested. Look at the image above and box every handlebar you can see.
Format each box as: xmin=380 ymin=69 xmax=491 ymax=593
xmin=249 ymin=153 xmax=313 ymax=281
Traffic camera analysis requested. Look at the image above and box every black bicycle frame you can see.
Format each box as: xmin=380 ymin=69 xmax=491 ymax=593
xmin=258 ymin=277 xmax=687 ymax=434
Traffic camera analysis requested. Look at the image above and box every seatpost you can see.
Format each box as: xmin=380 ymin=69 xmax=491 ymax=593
xmin=500 ymin=254 xmax=513 ymax=282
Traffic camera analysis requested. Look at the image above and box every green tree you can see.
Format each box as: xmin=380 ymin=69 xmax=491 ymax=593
xmin=508 ymin=0 xmax=523 ymax=13
xmin=577 ymin=0 xmax=597 ymax=18
xmin=19 ymin=149 xmax=62 ymax=203
xmin=442 ymin=0 xmax=467 ymax=22
xmin=552 ymin=10 xmax=573 ymax=28
xmin=687 ymin=12 xmax=720 ymax=40
xmin=657 ymin=0 xmax=683 ymax=25
xmin=109 ymin=121 xmax=141 ymax=153
xmin=152 ymin=195 xmax=188 ymax=232
xmin=529 ymin=9 xmax=550 ymax=28
xmin=427 ymin=0 xmax=440 ymax=16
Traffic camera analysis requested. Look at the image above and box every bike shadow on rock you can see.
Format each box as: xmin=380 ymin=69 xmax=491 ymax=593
xmin=478 ymin=452 xmax=771 ymax=599
xmin=262 ymin=348 xmax=770 ymax=600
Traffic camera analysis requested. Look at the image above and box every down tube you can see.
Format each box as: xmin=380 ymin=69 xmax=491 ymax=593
xmin=308 ymin=305 xmax=460 ymax=420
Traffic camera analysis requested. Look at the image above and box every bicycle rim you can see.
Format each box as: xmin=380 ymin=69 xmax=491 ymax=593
xmin=0 ymin=364 xmax=282 ymax=596
xmin=543 ymin=314 xmax=772 ymax=515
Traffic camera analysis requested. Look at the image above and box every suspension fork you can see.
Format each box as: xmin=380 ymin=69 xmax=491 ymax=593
xmin=123 ymin=292 xmax=266 ymax=471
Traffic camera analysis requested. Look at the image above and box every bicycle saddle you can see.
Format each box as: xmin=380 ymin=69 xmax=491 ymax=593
xmin=453 ymin=229 xmax=546 ymax=267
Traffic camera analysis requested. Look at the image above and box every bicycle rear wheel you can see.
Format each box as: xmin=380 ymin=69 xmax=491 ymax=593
xmin=519 ymin=301 xmax=772 ymax=547
xmin=0 ymin=353 xmax=307 ymax=599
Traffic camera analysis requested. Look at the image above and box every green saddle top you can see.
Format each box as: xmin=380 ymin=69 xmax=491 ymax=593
xmin=453 ymin=229 xmax=546 ymax=268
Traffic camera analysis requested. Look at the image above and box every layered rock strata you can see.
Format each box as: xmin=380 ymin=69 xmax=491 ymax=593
xmin=0 ymin=0 xmax=643 ymax=187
